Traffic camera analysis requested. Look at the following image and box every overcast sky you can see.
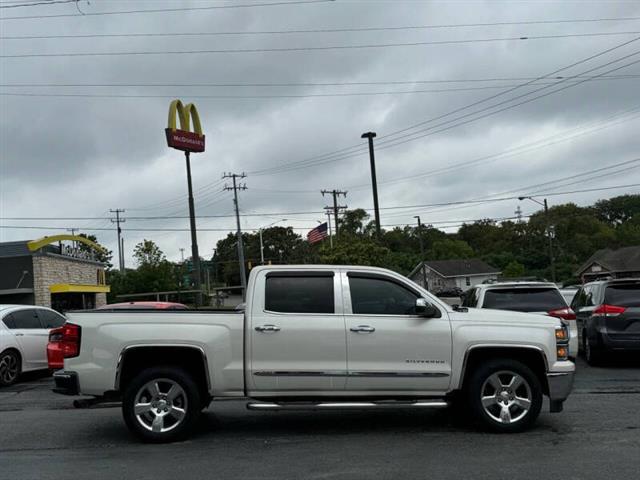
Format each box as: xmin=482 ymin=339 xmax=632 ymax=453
xmin=1 ymin=0 xmax=640 ymax=265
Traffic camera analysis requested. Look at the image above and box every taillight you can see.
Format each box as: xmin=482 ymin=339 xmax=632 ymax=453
xmin=593 ymin=304 xmax=627 ymax=317
xmin=548 ymin=307 xmax=576 ymax=321
xmin=48 ymin=323 xmax=81 ymax=358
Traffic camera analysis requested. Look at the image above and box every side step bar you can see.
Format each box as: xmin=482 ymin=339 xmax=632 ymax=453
xmin=247 ymin=400 xmax=449 ymax=411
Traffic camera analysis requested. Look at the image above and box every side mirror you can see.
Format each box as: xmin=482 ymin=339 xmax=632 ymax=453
xmin=416 ymin=298 xmax=439 ymax=317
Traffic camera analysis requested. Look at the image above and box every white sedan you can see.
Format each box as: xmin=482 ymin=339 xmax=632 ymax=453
xmin=0 ymin=305 xmax=66 ymax=386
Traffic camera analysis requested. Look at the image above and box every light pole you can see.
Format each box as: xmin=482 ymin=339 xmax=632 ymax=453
xmin=361 ymin=131 xmax=381 ymax=237
xmin=414 ymin=215 xmax=428 ymax=289
xmin=259 ymin=219 xmax=287 ymax=265
xmin=519 ymin=196 xmax=556 ymax=283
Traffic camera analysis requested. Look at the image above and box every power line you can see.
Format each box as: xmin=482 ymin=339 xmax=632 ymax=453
xmin=3 ymin=183 xmax=639 ymax=222
xmin=247 ymin=35 xmax=640 ymax=176
xmin=0 ymin=0 xmax=332 ymax=20
xmin=3 ymin=15 xmax=640 ymax=36
xmin=3 ymin=78 xmax=638 ymax=99
xmin=2 ymin=75 xmax=638 ymax=88
xmin=3 ymin=31 xmax=640 ymax=59
xmin=0 ymin=0 xmax=75 ymax=8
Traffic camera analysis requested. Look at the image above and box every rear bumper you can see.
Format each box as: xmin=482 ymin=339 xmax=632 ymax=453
xmin=53 ymin=370 xmax=80 ymax=396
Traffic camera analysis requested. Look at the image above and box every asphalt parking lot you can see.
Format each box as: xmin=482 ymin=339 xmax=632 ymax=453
xmin=1 ymin=357 xmax=639 ymax=480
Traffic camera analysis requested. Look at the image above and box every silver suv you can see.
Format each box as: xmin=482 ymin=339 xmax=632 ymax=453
xmin=461 ymin=282 xmax=578 ymax=358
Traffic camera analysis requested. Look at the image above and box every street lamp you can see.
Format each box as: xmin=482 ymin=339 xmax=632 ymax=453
xmin=259 ymin=219 xmax=287 ymax=265
xmin=518 ymin=196 xmax=556 ymax=283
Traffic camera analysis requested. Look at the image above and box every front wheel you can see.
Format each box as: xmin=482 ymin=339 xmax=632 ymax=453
xmin=466 ymin=359 xmax=542 ymax=433
xmin=584 ymin=335 xmax=604 ymax=366
xmin=122 ymin=366 xmax=201 ymax=443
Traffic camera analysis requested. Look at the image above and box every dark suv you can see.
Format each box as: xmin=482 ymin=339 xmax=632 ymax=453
xmin=571 ymin=278 xmax=640 ymax=365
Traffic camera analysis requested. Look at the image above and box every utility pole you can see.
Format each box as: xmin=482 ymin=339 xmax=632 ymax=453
xmin=179 ymin=248 xmax=185 ymax=263
xmin=519 ymin=196 xmax=556 ymax=283
xmin=223 ymin=172 xmax=248 ymax=298
xmin=321 ymin=189 xmax=347 ymax=236
xmin=66 ymin=228 xmax=78 ymax=236
xmin=361 ymin=132 xmax=381 ymax=237
xmin=414 ymin=215 xmax=428 ymax=289
xmin=110 ymin=209 xmax=125 ymax=272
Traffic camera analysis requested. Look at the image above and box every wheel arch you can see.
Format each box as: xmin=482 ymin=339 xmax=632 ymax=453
xmin=115 ymin=345 xmax=211 ymax=400
xmin=457 ymin=345 xmax=549 ymax=395
xmin=1 ymin=346 xmax=22 ymax=364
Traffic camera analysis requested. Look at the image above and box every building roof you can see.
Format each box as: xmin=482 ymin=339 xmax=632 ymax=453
xmin=410 ymin=259 xmax=501 ymax=279
xmin=576 ymin=245 xmax=640 ymax=275
xmin=0 ymin=240 xmax=31 ymax=258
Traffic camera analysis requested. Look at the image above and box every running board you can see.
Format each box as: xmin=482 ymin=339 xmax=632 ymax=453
xmin=247 ymin=400 xmax=449 ymax=411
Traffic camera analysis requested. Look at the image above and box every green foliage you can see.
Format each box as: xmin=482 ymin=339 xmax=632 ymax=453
xmin=428 ymin=239 xmax=474 ymax=260
xmin=594 ymin=195 xmax=640 ymax=225
xmin=502 ymin=261 xmax=525 ymax=278
xmin=133 ymin=239 xmax=166 ymax=267
xmin=77 ymin=233 xmax=113 ymax=269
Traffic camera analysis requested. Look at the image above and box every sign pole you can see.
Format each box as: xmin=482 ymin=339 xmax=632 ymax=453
xmin=185 ymin=150 xmax=203 ymax=307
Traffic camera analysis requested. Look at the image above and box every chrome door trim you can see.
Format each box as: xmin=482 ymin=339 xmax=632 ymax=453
xmin=253 ymin=370 xmax=450 ymax=378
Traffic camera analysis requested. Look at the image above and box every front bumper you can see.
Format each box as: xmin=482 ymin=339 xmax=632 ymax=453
xmin=53 ymin=370 xmax=80 ymax=396
xmin=547 ymin=370 xmax=575 ymax=412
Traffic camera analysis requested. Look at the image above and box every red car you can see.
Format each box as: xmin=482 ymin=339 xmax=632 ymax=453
xmin=47 ymin=302 xmax=188 ymax=370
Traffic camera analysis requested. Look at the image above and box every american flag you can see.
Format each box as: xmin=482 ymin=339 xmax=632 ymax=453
xmin=307 ymin=222 xmax=328 ymax=244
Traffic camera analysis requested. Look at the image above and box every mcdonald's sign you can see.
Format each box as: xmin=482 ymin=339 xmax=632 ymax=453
xmin=165 ymin=99 xmax=205 ymax=153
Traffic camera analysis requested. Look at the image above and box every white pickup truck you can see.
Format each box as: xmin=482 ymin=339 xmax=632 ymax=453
xmin=51 ymin=265 xmax=575 ymax=442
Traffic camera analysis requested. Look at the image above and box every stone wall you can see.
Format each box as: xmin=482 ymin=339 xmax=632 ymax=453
xmin=32 ymin=254 xmax=106 ymax=308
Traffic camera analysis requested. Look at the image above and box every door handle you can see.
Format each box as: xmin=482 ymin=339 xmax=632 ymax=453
xmin=350 ymin=325 xmax=375 ymax=333
xmin=14 ymin=333 xmax=24 ymax=337
xmin=255 ymin=324 xmax=281 ymax=332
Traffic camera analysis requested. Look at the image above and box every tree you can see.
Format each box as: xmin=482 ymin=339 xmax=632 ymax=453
xmin=428 ymin=239 xmax=474 ymax=260
xmin=133 ymin=239 xmax=166 ymax=267
xmin=594 ymin=194 xmax=640 ymax=226
xmin=77 ymin=233 xmax=113 ymax=269
xmin=503 ymin=261 xmax=525 ymax=278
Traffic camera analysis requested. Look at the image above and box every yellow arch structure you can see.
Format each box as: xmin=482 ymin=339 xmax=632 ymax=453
xmin=167 ymin=99 xmax=203 ymax=136
xmin=27 ymin=234 xmax=107 ymax=253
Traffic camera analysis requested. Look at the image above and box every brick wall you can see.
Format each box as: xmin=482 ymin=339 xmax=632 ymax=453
xmin=32 ymin=254 xmax=106 ymax=308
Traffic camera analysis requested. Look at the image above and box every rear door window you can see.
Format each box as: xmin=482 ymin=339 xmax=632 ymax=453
xmin=604 ymin=283 xmax=640 ymax=307
xmin=10 ymin=309 xmax=43 ymax=329
xmin=265 ymin=274 xmax=334 ymax=314
xmin=482 ymin=288 xmax=566 ymax=312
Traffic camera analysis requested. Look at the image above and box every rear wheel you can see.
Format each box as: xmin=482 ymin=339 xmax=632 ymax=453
xmin=0 ymin=350 xmax=21 ymax=386
xmin=466 ymin=359 xmax=542 ymax=433
xmin=584 ymin=335 xmax=604 ymax=366
xmin=122 ymin=366 xmax=201 ymax=443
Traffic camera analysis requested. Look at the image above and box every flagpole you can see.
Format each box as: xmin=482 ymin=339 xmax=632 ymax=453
xmin=326 ymin=212 xmax=333 ymax=248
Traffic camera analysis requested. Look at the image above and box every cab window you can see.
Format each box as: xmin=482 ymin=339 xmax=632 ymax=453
xmin=349 ymin=275 xmax=419 ymax=315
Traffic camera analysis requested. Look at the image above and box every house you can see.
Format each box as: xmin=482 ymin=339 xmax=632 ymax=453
xmin=576 ymin=245 xmax=640 ymax=283
xmin=408 ymin=259 xmax=501 ymax=293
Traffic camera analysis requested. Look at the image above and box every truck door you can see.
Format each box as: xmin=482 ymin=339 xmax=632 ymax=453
xmin=343 ymin=271 xmax=452 ymax=393
xmin=248 ymin=270 xmax=347 ymax=393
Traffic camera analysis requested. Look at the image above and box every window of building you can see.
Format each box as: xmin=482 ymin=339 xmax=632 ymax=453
xmin=349 ymin=275 xmax=419 ymax=315
xmin=265 ymin=274 xmax=334 ymax=314
xmin=466 ymin=277 xmax=471 ymax=286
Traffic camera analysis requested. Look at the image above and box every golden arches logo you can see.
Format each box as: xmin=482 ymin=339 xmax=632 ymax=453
xmin=165 ymin=99 xmax=205 ymax=153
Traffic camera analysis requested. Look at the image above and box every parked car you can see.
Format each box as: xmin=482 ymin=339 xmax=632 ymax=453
xmin=0 ymin=305 xmax=66 ymax=386
xmin=571 ymin=278 xmax=640 ymax=365
xmin=461 ymin=282 xmax=578 ymax=358
xmin=51 ymin=265 xmax=574 ymax=442
xmin=97 ymin=301 xmax=189 ymax=310
xmin=560 ymin=286 xmax=580 ymax=306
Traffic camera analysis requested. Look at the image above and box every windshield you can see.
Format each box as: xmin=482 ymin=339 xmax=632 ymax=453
xmin=483 ymin=288 xmax=566 ymax=312
xmin=604 ymin=284 xmax=640 ymax=307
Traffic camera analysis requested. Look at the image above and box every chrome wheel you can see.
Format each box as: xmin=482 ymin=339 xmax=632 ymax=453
xmin=0 ymin=352 xmax=19 ymax=385
xmin=133 ymin=378 xmax=188 ymax=433
xmin=480 ymin=371 xmax=532 ymax=425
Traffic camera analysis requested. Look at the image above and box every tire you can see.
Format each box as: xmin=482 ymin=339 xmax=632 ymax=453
xmin=122 ymin=366 xmax=201 ymax=443
xmin=584 ymin=335 xmax=604 ymax=366
xmin=0 ymin=350 xmax=21 ymax=387
xmin=465 ymin=359 xmax=543 ymax=433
